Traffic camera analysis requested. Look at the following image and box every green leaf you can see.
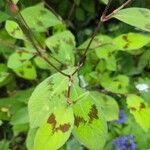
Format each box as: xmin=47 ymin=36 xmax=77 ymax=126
xmin=5 ymin=20 xmax=25 ymax=40
xmin=0 ymin=11 xmax=10 ymax=23
xmin=0 ymin=140 xmax=9 ymax=150
xmin=21 ymin=3 xmax=61 ymax=32
xmin=90 ymin=92 xmax=119 ymax=121
xmin=72 ymin=91 xmax=107 ymax=150
xmin=28 ymin=68 xmax=73 ymax=128
xmin=126 ymin=95 xmax=150 ymax=132
xmin=100 ymin=73 xmax=130 ymax=94
xmin=113 ymin=33 xmax=150 ymax=51
xmin=79 ymin=34 xmax=112 ymax=50
xmin=66 ymin=138 xmax=83 ymax=150
xmin=34 ymin=104 xmax=74 ymax=150
xmin=14 ymin=61 xmax=37 ymax=80
xmin=10 ymin=107 xmax=29 ymax=125
xmin=7 ymin=50 xmax=36 ymax=80
xmin=113 ymin=8 xmax=150 ymax=32
xmin=26 ymin=128 xmax=37 ymax=150
xmin=12 ymin=123 xmax=29 ymax=133
xmin=46 ymin=30 xmax=75 ymax=66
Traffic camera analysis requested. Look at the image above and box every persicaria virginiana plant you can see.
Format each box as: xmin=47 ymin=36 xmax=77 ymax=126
xmin=1 ymin=0 xmax=150 ymax=149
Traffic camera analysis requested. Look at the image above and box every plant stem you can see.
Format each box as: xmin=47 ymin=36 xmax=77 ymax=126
xmin=72 ymin=20 xmax=102 ymax=76
xmin=67 ymin=2 xmax=76 ymax=21
xmin=101 ymin=0 xmax=132 ymax=22
xmin=15 ymin=12 xmax=70 ymax=77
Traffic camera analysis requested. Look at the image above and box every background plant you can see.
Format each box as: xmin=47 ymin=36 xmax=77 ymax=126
xmin=0 ymin=0 xmax=150 ymax=150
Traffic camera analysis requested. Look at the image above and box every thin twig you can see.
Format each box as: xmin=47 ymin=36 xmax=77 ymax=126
xmin=16 ymin=12 xmax=70 ymax=77
xmin=67 ymin=2 xmax=76 ymax=21
xmin=101 ymin=0 xmax=132 ymax=22
xmin=71 ymin=20 xmax=102 ymax=76
xmin=44 ymin=0 xmax=63 ymax=22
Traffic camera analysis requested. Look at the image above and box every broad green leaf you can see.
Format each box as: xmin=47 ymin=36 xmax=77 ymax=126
xmin=5 ymin=20 xmax=25 ymax=40
xmin=28 ymin=68 xmax=73 ymax=128
xmin=21 ymin=3 xmax=61 ymax=32
xmin=113 ymin=8 xmax=150 ymax=32
xmin=0 ymin=11 xmax=10 ymax=23
xmin=0 ymin=64 xmax=11 ymax=87
xmin=72 ymin=91 xmax=107 ymax=150
xmin=126 ymin=95 xmax=150 ymax=131
xmin=100 ymin=73 xmax=130 ymax=94
xmin=26 ymin=128 xmax=37 ymax=150
xmin=113 ymin=33 xmax=150 ymax=50
xmin=0 ymin=140 xmax=9 ymax=150
xmin=90 ymin=92 xmax=119 ymax=121
xmin=46 ymin=30 xmax=75 ymax=66
xmin=7 ymin=50 xmax=36 ymax=79
xmin=10 ymin=107 xmax=29 ymax=125
xmin=34 ymin=104 xmax=74 ymax=150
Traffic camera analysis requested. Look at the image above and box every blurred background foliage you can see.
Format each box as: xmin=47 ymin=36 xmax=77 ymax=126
xmin=0 ymin=0 xmax=150 ymax=150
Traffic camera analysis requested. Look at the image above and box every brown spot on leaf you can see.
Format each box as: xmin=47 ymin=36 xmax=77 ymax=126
xmin=122 ymin=35 xmax=130 ymax=49
xmin=20 ymin=59 xmax=26 ymax=63
xmin=26 ymin=65 xmax=32 ymax=68
xmin=55 ymin=123 xmax=71 ymax=133
xmin=74 ymin=116 xmax=86 ymax=127
xmin=130 ymin=107 xmax=137 ymax=112
xmin=19 ymin=70 xmax=24 ymax=75
xmin=47 ymin=113 xmax=56 ymax=129
xmin=40 ymin=10 xmax=47 ymax=15
xmin=122 ymin=35 xmax=129 ymax=42
xmin=37 ymin=20 xmax=44 ymax=27
xmin=123 ymin=43 xmax=129 ymax=49
xmin=11 ymin=27 xmax=20 ymax=35
xmin=140 ymin=102 xmax=146 ymax=109
xmin=88 ymin=104 xmax=99 ymax=123
xmin=145 ymin=24 xmax=150 ymax=30
xmin=47 ymin=78 xmax=54 ymax=85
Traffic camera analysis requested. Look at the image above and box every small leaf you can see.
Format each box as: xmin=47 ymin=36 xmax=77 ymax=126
xmin=126 ymin=95 xmax=150 ymax=131
xmin=100 ymin=73 xmax=130 ymax=94
xmin=34 ymin=104 xmax=74 ymax=150
xmin=21 ymin=3 xmax=61 ymax=32
xmin=113 ymin=33 xmax=150 ymax=50
xmin=46 ymin=30 xmax=75 ymax=66
xmin=5 ymin=20 xmax=25 ymax=39
xmin=113 ymin=8 xmax=150 ymax=32
xmin=7 ymin=49 xmax=36 ymax=80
